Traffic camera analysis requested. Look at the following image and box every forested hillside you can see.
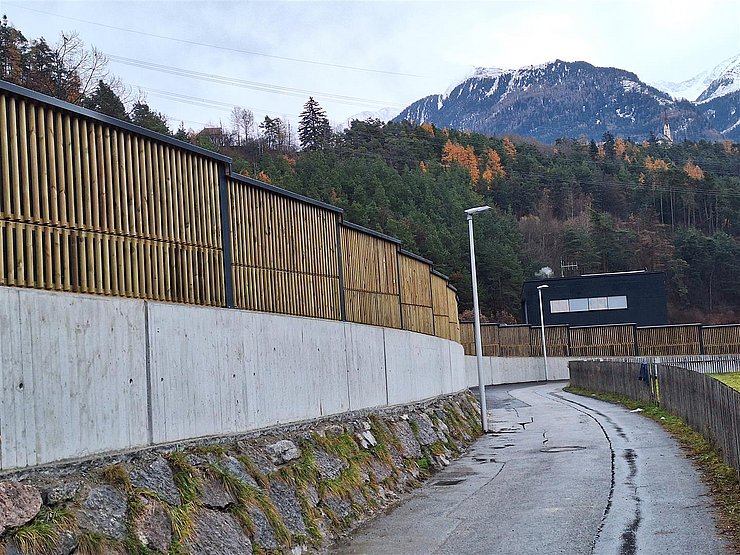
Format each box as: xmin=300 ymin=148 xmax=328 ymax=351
xmin=2 ymin=18 xmax=739 ymax=323
xmin=233 ymin=122 xmax=740 ymax=324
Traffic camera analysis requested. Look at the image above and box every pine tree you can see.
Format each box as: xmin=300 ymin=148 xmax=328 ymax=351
xmin=82 ymin=80 xmax=129 ymax=121
xmin=298 ymin=96 xmax=332 ymax=151
xmin=129 ymin=101 xmax=171 ymax=135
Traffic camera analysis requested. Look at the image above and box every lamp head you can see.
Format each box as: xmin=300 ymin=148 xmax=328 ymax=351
xmin=537 ymin=284 xmax=549 ymax=290
xmin=465 ymin=206 xmax=492 ymax=216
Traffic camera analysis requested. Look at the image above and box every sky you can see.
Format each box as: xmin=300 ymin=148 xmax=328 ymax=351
xmin=3 ymin=0 xmax=739 ymax=134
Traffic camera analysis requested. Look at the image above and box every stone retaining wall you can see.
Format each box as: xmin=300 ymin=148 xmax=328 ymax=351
xmin=0 ymin=391 xmax=481 ymax=555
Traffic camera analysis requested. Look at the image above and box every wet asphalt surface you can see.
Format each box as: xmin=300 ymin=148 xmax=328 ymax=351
xmin=331 ymin=382 xmax=733 ymax=555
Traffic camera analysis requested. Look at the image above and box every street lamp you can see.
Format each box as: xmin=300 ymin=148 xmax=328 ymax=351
xmin=537 ymin=284 xmax=549 ymax=381
xmin=466 ymin=205 xmax=491 ymax=432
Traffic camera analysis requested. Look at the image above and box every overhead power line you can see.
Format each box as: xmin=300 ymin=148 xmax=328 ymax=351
xmin=134 ymin=85 xmax=300 ymax=120
xmin=108 ymin=54 xmax=403 ymax=109
xmin=7 ymin=2 xmax=426 ymax=78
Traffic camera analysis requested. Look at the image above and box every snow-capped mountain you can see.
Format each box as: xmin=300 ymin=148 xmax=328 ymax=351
xmin=394 ymin=59 xmax=738 ymax=142
xmin=340 ymin=107 xmax=400 ymax=130
xmin=651 ymin=54 xmax=740 ymax=102
xmin=696 ymin=54 xmax=740 ymax=103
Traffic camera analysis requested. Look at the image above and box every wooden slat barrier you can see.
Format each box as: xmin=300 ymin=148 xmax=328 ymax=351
xmin=702 ymin=325 xmax=740 ymax=355
xmin=498 ymin=325 xmax=531 ymax=357
xmin=446 ymin=286 xmax=461 ymax=343
xmin=0 ymin=88 xmax=225 ymax=306
xmin=569 ymin=324 xmax=637 ymax=357
xmin=398 ymin=251 xmax=434 ymax=335
xmin=659 ymin=366 xmax=740 ymax=475
xmin=0 ymin=81 xmax=462 ymax=338
xmin=637 ymin=324 xmax=702 ymax=356
xmin=340 ymin=223 xmax=402 ymax=329
xmin=0 ymin=219 xmax=224 ymax=304
xmin=572 ymin=360 xmax=740 ymax=476
xmin=530 ymin=325 xmax=569 ymax=357
xmin=431 ymin=272 xmax=450 ymax=339
xmin=227 ymin=176 xmax=341 ymax=320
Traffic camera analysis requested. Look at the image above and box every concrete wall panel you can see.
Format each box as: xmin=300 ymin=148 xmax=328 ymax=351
xmin=384 ymin=329 xmax=450 ymax=405
xmin=465 ymin=356 xmax=573 ymax=387
xmin=147 ymin=303 xmax=254 ymax=444
xmin=1 ymin=286 xmax=467 ymax=471
xmin=345 ymin=323 xmax=388 ymax=410
xmin=1 ymin=289 xmax=148 ymax=468
xmin=0 ymin=288 xmax=24 ymax=469
xmin=245 ymin=314 xmax=350 ymax=429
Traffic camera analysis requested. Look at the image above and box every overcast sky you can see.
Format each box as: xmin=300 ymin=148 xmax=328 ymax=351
xmin=5 ymin=0 xmax=739 ymax=132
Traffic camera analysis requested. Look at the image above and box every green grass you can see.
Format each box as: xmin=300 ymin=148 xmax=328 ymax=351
xmin=566 ymin=386 xmax=740 ymax=552
xmin=711 ymin=372 xmax=740 ymax=392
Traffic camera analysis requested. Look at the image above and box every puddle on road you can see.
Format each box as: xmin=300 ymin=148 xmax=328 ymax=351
xmin=540 ymin=445 xmax=588 ymax=453
xmin=432 ymin=478 xmax=466 ymax=487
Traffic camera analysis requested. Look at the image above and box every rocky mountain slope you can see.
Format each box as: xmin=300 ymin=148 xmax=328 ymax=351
xmin=394 ymin=59 xmax=740 ymax=142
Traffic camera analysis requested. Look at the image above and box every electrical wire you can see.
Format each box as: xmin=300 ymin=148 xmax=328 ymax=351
xmin=106 ymin=54 xmax=403 ymax=109
xmin=6 ymin=2 xmax=426 ymax=78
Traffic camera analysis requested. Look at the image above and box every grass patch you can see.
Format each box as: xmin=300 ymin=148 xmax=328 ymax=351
xmin=9 ymin=506 xmax=76 ymax=555
xmin=566 ymin=385 xmax=740 ymax=551
xmin=208 ymin=462 xmax=291 ymax=547
xmin=711 ymin=372 xmax=740 ymax=392
xmin=75 ymin=531 xmax=122 ymax=555
xmin=100 ymin=463 xmax=132 ymax=493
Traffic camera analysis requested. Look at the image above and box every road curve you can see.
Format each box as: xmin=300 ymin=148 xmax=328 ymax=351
xmin=331 ymin=382 xmax=733 ymax=555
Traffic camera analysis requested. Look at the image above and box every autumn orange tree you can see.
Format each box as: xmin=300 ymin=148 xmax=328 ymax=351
xmin=441 ymin=140 xmax=480 ymax=185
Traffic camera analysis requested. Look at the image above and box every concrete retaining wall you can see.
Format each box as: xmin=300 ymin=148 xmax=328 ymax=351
xmin=465 ymin=355 xmax=573 ymax=387
xmin=0 ymin=286 xmax=465 ymax=471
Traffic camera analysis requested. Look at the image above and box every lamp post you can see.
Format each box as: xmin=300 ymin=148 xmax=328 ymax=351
xmin=537 ymin=284 xmax=549 ymax=381
xmin=466 ymin=205 xmax=491 ymax=432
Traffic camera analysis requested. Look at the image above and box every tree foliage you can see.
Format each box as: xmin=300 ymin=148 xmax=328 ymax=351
xmin=236 ymin=119 xmax=740 ymax=323
xmin=4 ymin=12 xmax=739 ymax=324
xmin=298 ymin=96 xmax=331 ymax=151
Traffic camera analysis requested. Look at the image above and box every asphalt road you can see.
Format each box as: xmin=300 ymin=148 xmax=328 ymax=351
xmin=331 ymin=382 xmax=733 ymax=555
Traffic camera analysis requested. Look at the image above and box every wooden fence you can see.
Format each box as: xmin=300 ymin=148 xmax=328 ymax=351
xmin=659 ymin=365 xmax=740 ymax=475
xmin=461 ymin=322 xmax=740 ymax=358
xmin=568 ymin=360 xmax=657 ymax=405
xmin=399 ymin=250 xmax=434 ymax=335
xmin=0 ymin=79 xmax=459 ymax=340
xmin=570 ymin=360 xmax=740 ymax=476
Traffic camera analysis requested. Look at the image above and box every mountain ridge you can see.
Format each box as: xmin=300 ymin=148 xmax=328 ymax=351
xmin=393 ymin=58 xmax=740 ymax=143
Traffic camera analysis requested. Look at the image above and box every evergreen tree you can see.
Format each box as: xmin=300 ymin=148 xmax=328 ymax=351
xmin=298 ymin=96 xmax=332 ymax=151
xmin=129 ymin=101 xmax=171 ymax=135
xmin=0 ymin=15 xmax=26 ymax=83
xmin=82 ymin=80 xmax=129 ymax=121
xmin=174 ymin=122 xmax=189 ymax=142
xmin=259 ymin=115 xmax=289 ymax=151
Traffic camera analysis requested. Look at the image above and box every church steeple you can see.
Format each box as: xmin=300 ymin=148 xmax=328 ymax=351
xmin=662 ymin=110 xmax=673 ymax=143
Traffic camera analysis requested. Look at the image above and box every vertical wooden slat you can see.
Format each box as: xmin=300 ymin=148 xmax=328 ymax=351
xmin=0 ymin=95 xmax=10 ymax=218
xmin=45 ymin=108 xmax=58 ymax=224
xmin=87 ymin=122 xmax=100 ymax=230
xmin=18 ymin=100 xmax=31 ymax=220
xmin=8 ymin=97 xmax=21 ymax=218
xmin=118 ymin=131 xmax=131 ymax=236
xmin=37 ymin=106 xmax=50 ymax=222
xmin=28 ymin=104 xmax=41 ymax=222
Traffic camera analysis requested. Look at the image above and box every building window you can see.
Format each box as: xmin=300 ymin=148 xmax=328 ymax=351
xmin=550 ymin=295 xmax=628 ymax=314
xmin=589 ymin=297 xmax=608 ymax=310
xmin=569 ymin=298 xmax=589 ymax=312
xmin=607 ymin=295 xmax=627 ymax=309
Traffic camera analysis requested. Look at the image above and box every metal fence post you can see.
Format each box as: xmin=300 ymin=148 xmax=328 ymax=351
xmin=217 ymin=163 xmax=235 ymax=309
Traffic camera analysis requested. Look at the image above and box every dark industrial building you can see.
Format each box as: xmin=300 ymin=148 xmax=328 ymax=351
xmin=520 ymin=271 xmax=668 ymax=327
